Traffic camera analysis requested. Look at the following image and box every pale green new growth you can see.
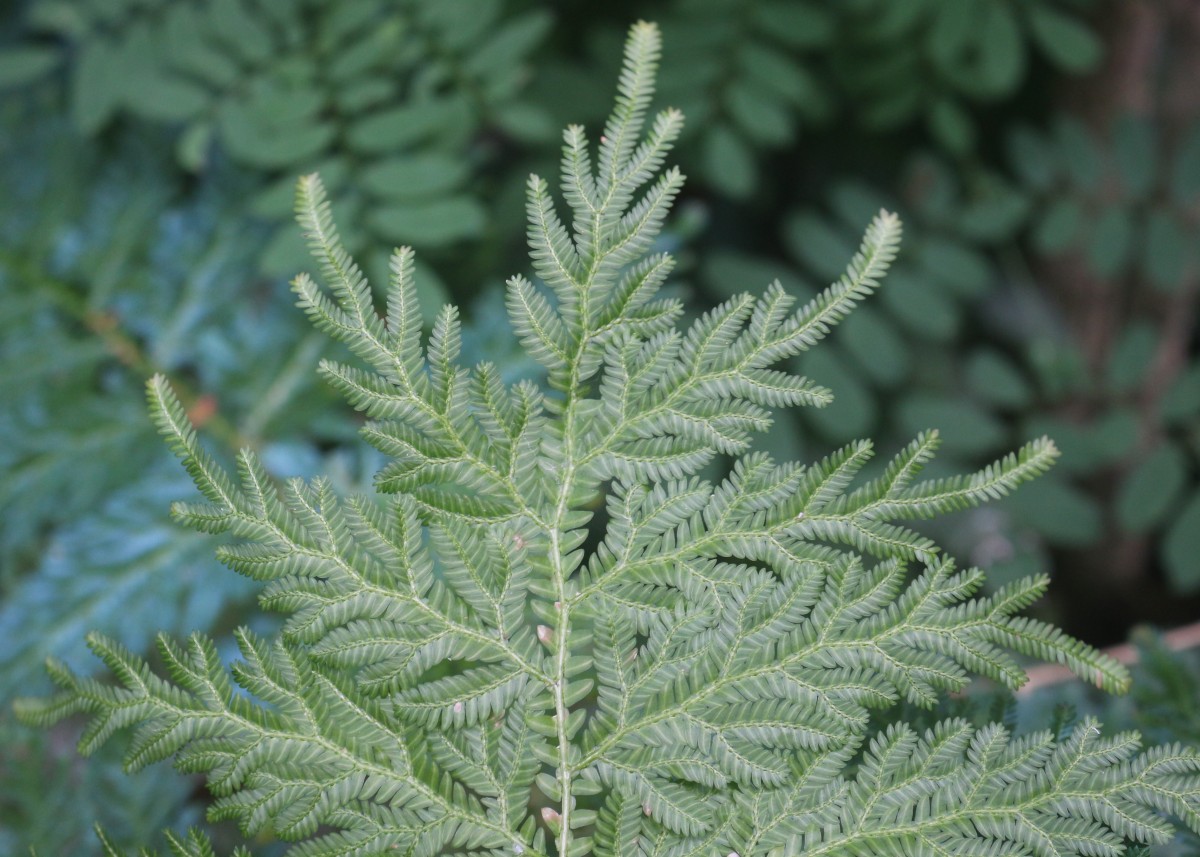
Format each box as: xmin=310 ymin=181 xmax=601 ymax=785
xmin=16 ymin=20 xmax=1200 ymax=857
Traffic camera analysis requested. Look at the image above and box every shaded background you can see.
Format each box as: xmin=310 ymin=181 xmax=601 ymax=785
xmin=1 ymin=0 xmax=1199 ymax=853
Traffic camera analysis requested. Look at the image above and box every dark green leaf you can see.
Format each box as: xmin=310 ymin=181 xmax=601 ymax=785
xmin=0 ymin=47 xmax=59 ymax=87
xmin=1027 ymin=6 xmax=1103 ymax=72
xmin=1170 ymin=121 xmax=1200 ymax=207
xmin=1033 ymin=198 xmax=1083 ymax=253
xmin=897 ymin=394 xmax=1006 ymax=455
xmin=966 ymin=349 xmax=1032 ymax=408
xmin=1112 ymin=115 xmax=1157 ymax=200
xmin=1163 ymin=491 xmax=1200 ymax=593
xmin=800 ymin=347 xmax=876 ymax=440
xmin=1116 ymin=443 xmax=1188 ymax=533
xmin=879 ymin=270 xmax=959 ymax=340
xmin=361 ymin=155 xmax=470 ymax=201
xmin=1009 ymin=477 xmax=1102 ymax=546
xmin=839 ymin=306 xmax=910 ymax=388
xmin=927 ymin=97 xmax=976 ymax=156
xmin=366 ymin=197 xmax=487 ymax=246
xmin=1144 ymin=209 xmax=1190 ymax=292
xmin=702 ymin=125 xmax=757 ymax=198
xmin=1087 ymin=205 xmax=1133 ymax=277
xmin=1055 ymin=116 xmax=1102 ymax=191
xmin=1007 ymin=125 xmax=1058 ymax=190
xmin=1159 ymin=363 xmax=1200 ymax=425
xmin=784 ymin=211 xmax=855 ymax=281
xmin=1106 ymin=322 xmax=1159 ymax=393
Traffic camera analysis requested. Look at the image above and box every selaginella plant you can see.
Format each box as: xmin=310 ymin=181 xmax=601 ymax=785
xmin=16 ymin=21 xmax=1200 ymax=857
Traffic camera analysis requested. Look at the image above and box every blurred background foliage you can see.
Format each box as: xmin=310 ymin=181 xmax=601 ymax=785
xmin=1 ymin=0 xmax=1198 ymax=853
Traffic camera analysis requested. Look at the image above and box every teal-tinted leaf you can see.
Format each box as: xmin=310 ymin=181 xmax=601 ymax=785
xmin=1021 ymin=417 xmax=1095 ymax=474
xmin=1159 ymin=363 xmax=1200 ymax=425
xmin=929 ymin=2 xmax=1024 ymax=98
xmin=176 ymin=121 xmax=214 ymax=172
xmin=1105 ymin=322 xmax=1159 ymax=394
xmin=784 ymin=211 xmax=855 ymax=281
xmin=897 ymin=394 xmax=1006 ymax=455
xmin=726 ymin=82 xmax=793 ymax=146
xmin=956 ymin=178 xmax=1030 ymax=243
xmin=879 ymin=270 xmax=959 ymax=340
xmin=928 ymin=97 xmax=976 ymax=156
xmin=463 ymin=10 xmax=552 ymax=78
xmin=830 ymin=181 xmax=892 ymax=233
xmin=738 ymin=43 xmax=816 ymax=107
xmin=1087 ymin=206 xmax=1133 ymax=277
xmin=1170 ymin=122 xmax=1200 ymax=207
xmin=205 ymin=0 xmax=275 ymax=65
xmin=367 ymin=197 xmax=486 ymax=246
xmin=361 ymin=155 xmax=470 ymax=201
xmin=493 ymin=101 xmax=559 ymax=144
xmin=703 ymin=124 xmax=757 ymax=198
xmin=966 ymin=349 xmax=1032 ymax=408
xmin=217 ymin=99 xmax=335 ymax=168
xmin=1033 ymin=198 xmax=1083 ymax=253
xmin=702 ymin=251 xmax=812 ymax=302
xmin=259 ymin=223 xmax=310 ymax=276
xmin=347 ymin=99 xmax=469 ymax=154
xmin=0 ymin=47 xmax=59 ymax=87
xmin=839 ymin=305 xmax=910 ymax=388
xmin=800 ymin=347 xmax=875 ymax=441
xmin=126 ymin=75 xmax=211 ymax=123
xmin=1089 ymin=408 xmax=1139 ymax=466
xmin=1163 ymin=491 xmax=1200 ymax=594
xmin=1144 ymin=209 xmax=1191 ymax=292
xmin=1112 ymin=115 xmax=1157 ymax=200
xmin=919 ymin=237 xmax=991 ymax=297
xmin=1007 ymin=125 xmax=1058 ymax=190
xmin=753 ymin=2 xmax=834 ymax=48
xmin=976 ymin=3 xmax=1025 ymax=96
xmin=1027 ymin=6 xmax=1103 ymax=72
xmin=1055 ymin=117 xmax=1102 ymax=191
xmin=72 ymin=39 xmax=122 ymax=133
xmin=1116 ymin=443 xmax=1188 ymax=533
xmin=1009 ymin=477 xmax=1102 ymax=546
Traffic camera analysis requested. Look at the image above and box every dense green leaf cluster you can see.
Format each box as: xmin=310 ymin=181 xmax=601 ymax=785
xmin=16 ymin=23 xmax=1200 ymax=857
xmin=8 ymin=0 xmax=550 ymax=273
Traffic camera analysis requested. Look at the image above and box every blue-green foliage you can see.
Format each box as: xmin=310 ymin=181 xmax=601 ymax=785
xmin=10 ymin=0 xmax=551 ymax=277
xmin=15 ymin=23 xmax=1200 ymax=857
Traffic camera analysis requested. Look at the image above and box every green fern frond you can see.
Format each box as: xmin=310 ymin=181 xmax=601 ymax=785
xmin=16 ymin=20 xmax=1200 ymax=857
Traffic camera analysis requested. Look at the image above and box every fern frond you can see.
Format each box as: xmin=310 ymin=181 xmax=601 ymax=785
xmin=17 ymin=20 xmax=1198 ymax=857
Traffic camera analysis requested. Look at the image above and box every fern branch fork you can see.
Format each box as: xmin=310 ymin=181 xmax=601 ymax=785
xmin=14 ymin=20 xmax=1200 ymax=857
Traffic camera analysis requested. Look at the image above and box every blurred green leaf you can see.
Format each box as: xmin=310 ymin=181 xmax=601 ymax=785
xmin=799 ymin=346 xmax=876 ymax=440
xmin=1144 ymin=209 xmax=1191 ymax=292
xmin=1087 ymin=205 xmax=1133 ymax=277
xmin=1163 ymin=491 xmax=1200 ymax=594
xmin=0 ymin=47 xmax=59 ymax=87
xmin=1032 ymin=197 xmax=1083 ymax=253
xmin=1160 ymin=363 xmax=1200 ymax=426
xmin=966 ymin=349 xmax=1032 ymax=408
xmin=839 ymin=306 xmax=910 ymax=388
xmin=361 ymin=154 xmax=470 ymax=201
xmin=897 ymin=393 xmax=1005 ymax=455
xmin=366 ymin=196 xmax=486 ymax=246
xmin=879 ymin=270 xmax=959 ymax=339
xmin=1027 ymin=6 xmax=1103 ymax=72
xmin=1106 ymin=322 xmax=1159 ymax=394
xmin=1170 ymin=121 xmax=1200 ymax=208
xmin=1055 ymin=116 xmax=1102 ymax=191
xmin=1112 ymin=115 xmax=1157 ymax=200
xmin=703 ymin=124 xmax=757 ymax=198
xmin=1116 ymin=442 xmax=1188 ymax=534
xmin=1007 ymin=125 xmax=1058 ymax=190
xmin=785 ymin=211 xmax=856 ymax=280
xmin=1009 ymin=476 xmax=1103 ymax=546
xmin=927 ymin=97 xmax=975 ymax=156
